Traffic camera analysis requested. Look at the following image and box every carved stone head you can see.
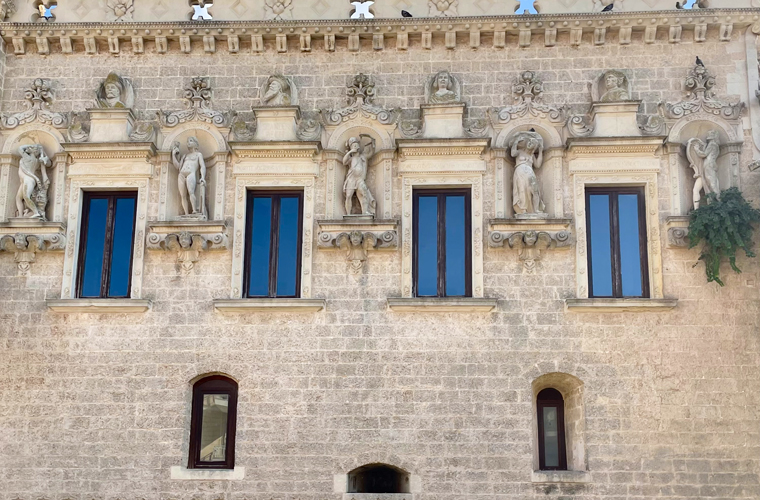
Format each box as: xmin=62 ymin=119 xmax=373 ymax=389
xmin=96 ymin=72 xmax=134 ymax=109
xmin=187 ymin=136 xmax=200 ymax=150
xmin=706 ymin=129 xmax=720 ymax=143
xmin=524 ymin=230 xmax=538 ymax=247
xmin=261 ymin=75 xmax=297 ymax=106
xmin=349 ymin=230 xmax=363 ymax=247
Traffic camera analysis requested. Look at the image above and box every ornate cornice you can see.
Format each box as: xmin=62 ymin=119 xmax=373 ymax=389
xmin=1 ymin=10 xmax=756 ymax=55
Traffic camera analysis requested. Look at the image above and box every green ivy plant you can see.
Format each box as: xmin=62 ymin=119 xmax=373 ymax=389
xmin=688 ymin=187 xmax=760 ymax=286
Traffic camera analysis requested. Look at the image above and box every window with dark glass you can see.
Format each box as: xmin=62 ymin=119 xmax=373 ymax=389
xmin=585 ymin=187 xmax=649 ymax=298
xmin=189 ymin=376 xmax=238 ymax=470
xmin=537 ymin=388 xmax=567 ymax=471
xmin=77 ymin=192 xmax=137 ymax=299
xmin=413 ymin=189 xmax=471 ymax=298
xmin=244 ymin=191 xmax=303 ymax=298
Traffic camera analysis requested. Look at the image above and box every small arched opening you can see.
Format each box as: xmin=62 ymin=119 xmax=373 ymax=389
xmin=347 ymin=463 xmax=411 ymax=494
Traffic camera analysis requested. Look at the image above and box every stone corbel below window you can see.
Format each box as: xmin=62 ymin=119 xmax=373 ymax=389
xmin=488 ymin=218 xmax=573 ymax=273
xmin=146 ymin=221 xmax=227 ymax=274
xmin=317 ymin=219 xmax=398 ymax=274
xmin=0 ymin=220 xmax=66 ymax=274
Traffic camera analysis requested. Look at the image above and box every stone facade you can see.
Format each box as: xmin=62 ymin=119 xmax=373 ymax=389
xmin=1 ymin=3 xmax=760 ymax=500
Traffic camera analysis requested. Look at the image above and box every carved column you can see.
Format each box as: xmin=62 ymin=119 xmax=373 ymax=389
xmin=545 ymin=147 xmax=564 ymax=219
xmin=157 ymin=149 xmax=173 ymax=221
xmin=492 ymin=148 xmax=510 ymax=219
xmin=0 ymin=154 xmax=18 ymax=221
xmin=210 ymin=151 xmax=228 ymax=221
xmin=371 ymin=149 xmax=394 ymax=220
xmin=51 ymin=152 xmax=67 ymax=223
xmin=665 ymin=142 xmax=687 ymax=217
xmin=324 ymin=149 xmax=342 ymax=219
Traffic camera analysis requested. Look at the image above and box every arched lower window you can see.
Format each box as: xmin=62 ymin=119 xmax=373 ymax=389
xmin=348 ymin=464 xmax=410 ymax=494
xmin=188 ymin=375 xmax=238 ymax=469
xmin=537 ymin=388 xmax=567 ymax=471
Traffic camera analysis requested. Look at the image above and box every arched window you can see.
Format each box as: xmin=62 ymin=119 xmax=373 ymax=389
xmin=188 ymin=375 xmax=238 ymax=469
xmin=348 ymin=464 xmax=410 ymax=494
xmin=537 ymin=388 xmax=567 ymax=471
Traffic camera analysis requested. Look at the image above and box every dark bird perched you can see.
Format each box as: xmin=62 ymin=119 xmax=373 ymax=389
xmin=601 ymin=3 xmax=613 ymax=11
xmin=696 ymin=56 xmax=704 ymax=67
xmin=675 ymin=1 xmax=684 ymax=8
xmin=530 ymin=128 xmax=536 ymax=132
xmin=401 ymin=10 xmax=412 ymax=17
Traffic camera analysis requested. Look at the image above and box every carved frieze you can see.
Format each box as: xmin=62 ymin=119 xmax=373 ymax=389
xmin=321 ymin=74 xmax=399 ymax=126
xmin=660 ymin=63 xmax=745 ymax=120
xmin=317 ymin=219 xmax=398 ymax=274
xmin=159 ymin=77 xmax=232 ymax=127
xmin=147 ymin=222 xmax=227 ymax=274
xmin=488 ymin=219 xmax=572 ymax=273
xmin=1 ymin=79 xmax=67 ymax=129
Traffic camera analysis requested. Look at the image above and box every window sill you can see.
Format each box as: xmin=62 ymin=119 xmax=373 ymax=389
xmin=213 ymin=298 xmax=326 ymax=313
xmin=532 ymin=470 xmax=591 ymax=484
xmin=170 ymin=466 xmax=245 ymax=481
xmin=387 ymin=297 xmax=497 ymax=312
xmin=565 ymin=298 xmax=677 ymax=312
xmin=46 ymin=298 xmax=152 ymax=313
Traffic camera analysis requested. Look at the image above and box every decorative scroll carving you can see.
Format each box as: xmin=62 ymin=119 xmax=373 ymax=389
xmin=668 ymin=226 xmax=689 ymax=247
xmin=159 ymin=77 xmax=231 ymax=127
xmin=322 ymin=74 xmax=399 ymax=126
xmin=491 ymin=71 xmax=565 ymax=124
xmin=96 ymin=72 xmax=135 ymax=108
xmin=129 ymin=121 xmax=158 ymax=142
xmin=567 ymin=113 xmax=595 ymax=137
xmin=638 ymin=114 xmax=666 ymax=136
xmin=489 ymin=229 xmax=572 ymax=272
xmin=147 ymin=230 xmax=227 ymax=274
xmin=660 ymin=63 xmax=745 ymax=120
xmin=318 ymin=228 xmax=397 ymax=273
xmin=465 ymin=118 xmax=489 ymax=138
xmin=0 ymin=232 xmax=65 ymax=274
xmin=0 ymin=0 xmax=16 ymax=21
xmin=399 ymin=118 xmax=423 ymax=139
xmin=67 ymin=111 xmax=90 ymax=143
xmin=296 ymin=114 xmax=322 ymax=141
xmin=428 ymin=0 xmax=458 ymax=16
xmin=261 ymin=75 xmax=298 ymax=106
xmin=230 ymin=115 xmax=256 ymax=141
xmin=426 ymin=70 xmax=461 ymax=104
xmin=105 ymin=0 xmax=134 ymax=22
xmin=1 ymin=79 xmax=67 ymax=129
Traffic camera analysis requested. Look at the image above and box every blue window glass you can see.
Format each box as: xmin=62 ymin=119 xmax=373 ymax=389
xmin=588 ymin=194 xmax=613 ymax=297
xmin=414 ymin=190 xmax=471 ymax=297
xmin=586 ymin=188 xmax=648 ymax=298
xmin=78 ymin=193 xmax=137 ymax=298
xmin=245 ymin=192 xmax=302 ymax=298
xmin=618 ymin=194 xmax=644 ymax=297
xmin=416 ymin=196 xmax=438 ymax=297
xmin=445 ymin=195 xmax=466 ymax=297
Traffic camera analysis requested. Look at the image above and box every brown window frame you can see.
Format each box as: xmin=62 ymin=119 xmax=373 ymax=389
xmin=76 ymin=191 xmax=137 ymax=299
xmin=412 ymin=189 xmax=472 ymax=298
xmin=243 ymin=190 xmax=304 ymax=298
xmin=585 ymin=186 xmax=650 ymax=299
xmin=188 ymin=375 xmax=238 ymax=470
xmin=537 ymin=388 xmax=568 ymax=471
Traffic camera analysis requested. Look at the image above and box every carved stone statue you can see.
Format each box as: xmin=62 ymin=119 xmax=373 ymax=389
xmin=427 ymin=70 xmax=460 ymax=104
xmin=343 ymin=135 xmax=376 ymax=217
xmin=16 ymin=144 xmax=51 ymax=220
xmin=171 ymin=137 xmax=207 ymax=219
xmin=598 ymin=70 xmax=630 ymax=103
xmin=509 ymin=131 xmax=546 ymax=217
xmin=96 ymin=72 xmax=135 ymax=109
xmin=261 ymin=75 xmax=297 ymax=106
xmin=337 ymin=230 xmax=377 ymax=274
xmin=686 ymin=130 xmax=721 ymax=210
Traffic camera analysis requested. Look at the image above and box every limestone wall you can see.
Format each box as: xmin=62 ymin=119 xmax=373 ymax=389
xmin=0 ymin=14 xmax=759 ymax=500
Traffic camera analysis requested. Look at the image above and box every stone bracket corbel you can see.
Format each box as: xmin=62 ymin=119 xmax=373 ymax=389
xmin=665 ymin=216 xmax=690 ymax=248
xmin=317 ymin=219 xmax=398 ymax=273
xmin=488 ymin=218 xmax=572 ymax=272
xmin=0 ymin=221 xmax=66 ymax=274
xmin=146 ymin=221 xmax=227 ymax=274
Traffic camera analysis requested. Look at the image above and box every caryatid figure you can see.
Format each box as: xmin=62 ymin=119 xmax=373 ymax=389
xmin=171 ymin=136 xmax=207 ymax=218
xmin=686 ymin=130 xmax=721 ymax=210
xmin=509 ymin=130 xmax=546 ymax=216
xmin=16 ymin=144 xmax=51 ymax=220
xmin=343 ymin=135 xmax=376 ymax=217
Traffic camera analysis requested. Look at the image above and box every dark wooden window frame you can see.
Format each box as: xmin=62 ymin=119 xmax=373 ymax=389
xmin=76 ymin=191 xmax=138 ymax=299
xmin=188 ymin=375 xmax=238 ymax=470
xmin=537 ymin=389 xmax=568 ymax=471
xmin=243 ymin=190 xmax=304 ymax=298
xmin=412 ymin=189 xmax=472 ymax=298
xmin=585 ymin=186 xmax=650 ymax=299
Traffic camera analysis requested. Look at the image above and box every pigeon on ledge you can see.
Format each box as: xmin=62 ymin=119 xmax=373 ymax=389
xmin=696 ymin=56 xmax=704 ymax=67
xmin=402 ymin=10 xmax=413 ymax=17
xmin=601 ymin=3 xmax=614 ymax=11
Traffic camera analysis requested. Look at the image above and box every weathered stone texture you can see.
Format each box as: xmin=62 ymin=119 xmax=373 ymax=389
xmin=0 ymin=27 xmax=759 ymax=500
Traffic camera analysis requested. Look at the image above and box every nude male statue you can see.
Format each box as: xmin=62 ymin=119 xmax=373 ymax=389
xmin=16 ymin=144 xmax=51 ymax=220
xmin=171 ymin=136 xmax=207 ymax=218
